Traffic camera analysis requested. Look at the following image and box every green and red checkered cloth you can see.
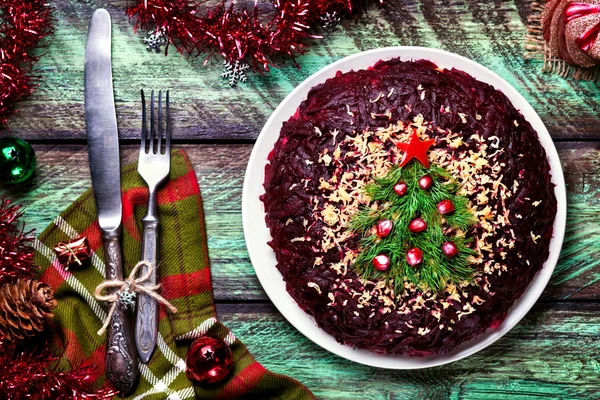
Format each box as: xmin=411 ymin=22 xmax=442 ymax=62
xmin=33 ymin=149 xmax=315 ymax=399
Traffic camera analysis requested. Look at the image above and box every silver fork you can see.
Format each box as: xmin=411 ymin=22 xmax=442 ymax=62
xmin=135 ymin=89 xmax=170 ymax=363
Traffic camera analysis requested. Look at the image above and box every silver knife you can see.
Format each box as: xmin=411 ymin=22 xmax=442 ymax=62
xmin=84 ymin=9 xmax=139 ymax=396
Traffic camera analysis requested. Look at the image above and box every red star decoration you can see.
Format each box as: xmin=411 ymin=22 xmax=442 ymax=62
xmin=395 ymin=131 xmax=435 ymax=168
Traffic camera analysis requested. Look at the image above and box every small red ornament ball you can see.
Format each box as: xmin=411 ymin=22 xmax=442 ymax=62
xmin=373 ymin=254 xmax=390 ymax=271
xmin=442 ymin=242 xmax=459 ymax=258
xmin=408 ymin=217 xmax=427 ymax=233
xmin=376 ymin=219 xmax=393 ymax=237
xmin=406 ymin=248 xmax=423 ymax=266
xmin=437 ymin=199 xmax=455 ymax=215
xmin=394 ymin=182 xmax=408 ymax=196
xmin=418 ymin=175 xmax=433 ymax=190
xmin=186 ymin=337 xmax=233 ymax=384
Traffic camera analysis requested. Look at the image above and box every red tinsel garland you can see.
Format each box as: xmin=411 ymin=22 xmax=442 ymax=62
xmin=0 ymin=197 xmax=37 ymax=286
xmin=1 ymin=198 xmax=115 ymax=397
xmin=127 ymin=0 xmax=382 ymax=71
xmin=0 ymin=0 xmax=54 ymax=126
xmin=0 ymin=338 xmax=117 ymax=399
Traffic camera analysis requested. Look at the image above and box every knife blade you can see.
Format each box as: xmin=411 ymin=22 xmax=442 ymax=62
xmin=84 ymin=8 xmax=138 ymax=396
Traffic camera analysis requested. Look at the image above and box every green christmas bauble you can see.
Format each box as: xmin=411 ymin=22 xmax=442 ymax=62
xmin=0 ymin=137 xmax=36 ymax=184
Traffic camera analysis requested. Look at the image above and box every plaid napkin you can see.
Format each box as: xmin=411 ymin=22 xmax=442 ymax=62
xmin=33 ymin=149 xmax=315 ymax=400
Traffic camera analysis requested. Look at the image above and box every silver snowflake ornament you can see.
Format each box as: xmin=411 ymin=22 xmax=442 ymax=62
xmin=144 ymin=30 xmax=167 ymax=53
xmin=221 ymin=60 xmax=249 ymax=88
xmin=118 ymin=283 xmax=137 ymax=310
xmin=321 ymin=12 xmax=341 ymax=30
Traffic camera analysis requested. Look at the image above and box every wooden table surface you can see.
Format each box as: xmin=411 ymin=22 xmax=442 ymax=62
xmin=2 ymin=1 xmax=599 ymax=398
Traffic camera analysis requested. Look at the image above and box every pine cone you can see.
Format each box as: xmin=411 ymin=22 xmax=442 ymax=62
xmin=0 ymin=279 xmax=58 ymax=342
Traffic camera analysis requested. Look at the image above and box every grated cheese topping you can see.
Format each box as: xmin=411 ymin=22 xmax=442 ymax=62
xmin=301 ymin=112 xmax=519 ymax=336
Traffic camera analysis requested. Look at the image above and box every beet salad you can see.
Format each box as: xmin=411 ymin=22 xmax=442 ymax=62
xmin=260 ymin=58 xmax=557 ymax=356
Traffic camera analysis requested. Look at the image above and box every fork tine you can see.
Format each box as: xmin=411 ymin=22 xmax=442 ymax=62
xmin=157 ymin=90 xmax=163 ymax=154
xmin=141 ymin=89 xmax=147 ymax=153
xmin=165 ymin=90 xmax=170 ymax=155
xmin=149 ymin=89 xmax=155 ymax=154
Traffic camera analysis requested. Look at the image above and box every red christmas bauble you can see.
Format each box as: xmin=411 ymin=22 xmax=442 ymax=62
xmin=394 ymin=182 xmax=408 ymax=196
xmin=373 ymin=254 xmax=390 ymax=271
xmin=406 ymin=248 xmax=423 ymax=266
xmin=185 ymin=336 xmax=233 ymax=384
xmin=376 ymin=219 xmax=393 ymax=237
xmin=418 ymin=175 xmax=433 ymax=190
xmin=442 ymin=242 xmax=458 ymax=258
xmin=408 ymin=217 xmax=427 ymax=233
xmin=437 ymin=199 xmax=455 ymax=215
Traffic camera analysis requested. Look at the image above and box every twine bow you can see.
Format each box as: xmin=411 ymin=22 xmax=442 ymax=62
xmin=94 ymin=261 xmax=177 ymax=335
xmin=56 ymin=242 xmax=83 ymax=268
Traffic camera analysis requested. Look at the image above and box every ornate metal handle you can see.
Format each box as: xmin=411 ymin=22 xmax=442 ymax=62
xmin=135 ymin=206 xmax=160 ymax=363
xmin=103 ymin=229 xmax=139 ymax=396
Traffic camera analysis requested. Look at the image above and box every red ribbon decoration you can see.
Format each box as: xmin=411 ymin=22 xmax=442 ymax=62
xmin=564 ymin=2 xmax=600 ymax=53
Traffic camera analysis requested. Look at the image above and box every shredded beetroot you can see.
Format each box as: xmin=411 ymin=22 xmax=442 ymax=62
xmin=261 ymin=59 xmax=557 ymax=356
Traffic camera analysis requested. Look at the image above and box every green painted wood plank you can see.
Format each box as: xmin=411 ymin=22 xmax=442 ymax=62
xmin=3 ymin=0 xmax=600 ymax=141
xmin=1 ymin=1 xmax=598 ymax=396
xmin=1 ymin=143 xmax=599 ymax=301
xmin=216 ymin=302 xmax=600 ymax=399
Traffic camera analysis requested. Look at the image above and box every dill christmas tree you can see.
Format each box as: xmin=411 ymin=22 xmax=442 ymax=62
xmin=350 ymin=132 xmax=477 ymax=293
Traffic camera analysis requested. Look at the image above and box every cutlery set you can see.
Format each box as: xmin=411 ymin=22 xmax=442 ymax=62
xmin=85 ymin=9 xmax=170 ymax=395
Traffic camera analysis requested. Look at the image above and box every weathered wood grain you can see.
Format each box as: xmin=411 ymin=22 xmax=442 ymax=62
xmin=216 ymin=302 xmax=600 ymax=399
xmin=1 ymin=143 xmax=598 ymax=301
xmin=1 ymin=1 xmax=597 ymax=397
xmin=3 ymin=0 xmax=600 ymax=141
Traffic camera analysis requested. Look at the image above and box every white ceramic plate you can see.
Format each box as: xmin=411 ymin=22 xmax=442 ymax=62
xmin=242 ymin=47 xmax=567 ymax=369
